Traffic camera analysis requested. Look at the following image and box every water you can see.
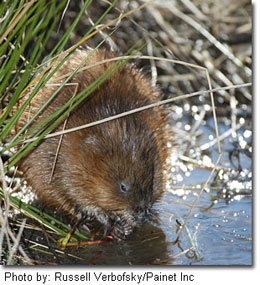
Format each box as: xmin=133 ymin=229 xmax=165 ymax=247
xmin=158 ymin=192 xmax=252 ymax=265
xmin=59 ymin=189 xmax=251 ymax=265
xmin=58 ymin=104 xmax=252 ymax=265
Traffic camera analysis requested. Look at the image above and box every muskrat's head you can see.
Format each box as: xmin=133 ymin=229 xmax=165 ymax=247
xmin=73 ymin=117 xmax=165 ymax=225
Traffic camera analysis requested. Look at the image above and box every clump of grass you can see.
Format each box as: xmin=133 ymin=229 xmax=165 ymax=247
xmin=0 ymin=0 xmax=98 ymax=265
xmin=0 ymin=0 xmax=159 ymax=265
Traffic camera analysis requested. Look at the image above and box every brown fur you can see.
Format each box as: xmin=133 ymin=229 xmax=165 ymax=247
xmin=14 ymin=49 xmax=170 ymax=240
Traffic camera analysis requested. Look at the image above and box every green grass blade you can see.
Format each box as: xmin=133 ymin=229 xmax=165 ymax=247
xmin=0 ymin=0 xmax=68 ymax=130
xmin=44 ymin=0 xmax=93 ymax=61
xmin=0 ymin=189 xmax=89 ymax=241
xmin=6 ymin=40 xmax=146 ymax=169
xmin=0 ymin=0 xmax=20 ymax=36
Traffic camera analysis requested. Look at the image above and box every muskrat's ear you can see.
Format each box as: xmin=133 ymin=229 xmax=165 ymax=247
xmin=119 ymin=181 xmax=130 ymax=193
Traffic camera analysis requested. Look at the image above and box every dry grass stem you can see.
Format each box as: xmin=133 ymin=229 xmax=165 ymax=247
xmin=200 ymin=123 xmax=243 ymax=151
xmin=0 ymin=0 xmax=36 ymax=44
xmin=175 ymin=153 xmax=223 ymax=243
xmin=160 ymin=3 xmax=251 ymax=77
xmin=20 ymin=82 xmax=251 ymax=144
xmin=49 ymin=83 xmax=79 ymax=183
xmin=7 ymin=219 xmax=26 ymax=265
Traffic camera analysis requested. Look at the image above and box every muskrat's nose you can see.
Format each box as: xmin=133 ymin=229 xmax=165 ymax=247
xmin=134 ymin=206 xmax=151 ymax=222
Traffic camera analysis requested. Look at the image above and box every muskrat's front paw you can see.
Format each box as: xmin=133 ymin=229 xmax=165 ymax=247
xmin=110 ymin=220 xmax=133 ymax=241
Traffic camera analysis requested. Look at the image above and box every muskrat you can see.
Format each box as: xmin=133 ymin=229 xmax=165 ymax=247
xmin=14 ymin=48 xmax=170 ymax=241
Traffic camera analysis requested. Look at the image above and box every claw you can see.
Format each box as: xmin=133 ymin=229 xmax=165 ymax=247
xmin=110 ymin=219 xmax=134 ymax=241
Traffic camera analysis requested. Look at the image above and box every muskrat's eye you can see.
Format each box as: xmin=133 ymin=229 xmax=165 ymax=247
xmin=120 ymin=181 xmax=130 ymax=193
